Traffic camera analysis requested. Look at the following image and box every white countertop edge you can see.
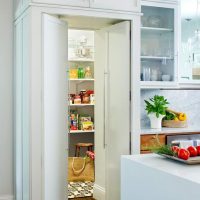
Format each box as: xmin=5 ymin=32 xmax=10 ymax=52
xmin=122 ymin=154 xmax=200 ymax=184
xmin=141 ymin=127 xmax=200 ymax=135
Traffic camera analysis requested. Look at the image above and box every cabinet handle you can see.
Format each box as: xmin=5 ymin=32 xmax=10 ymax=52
xmin=103 ymin=71 xmax=109 ymax=148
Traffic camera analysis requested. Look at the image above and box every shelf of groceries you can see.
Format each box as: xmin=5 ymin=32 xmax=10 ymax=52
xmin=69 ymin=110 xmax=94 ymax=134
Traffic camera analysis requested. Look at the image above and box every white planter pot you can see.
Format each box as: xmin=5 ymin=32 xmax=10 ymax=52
xmin=148 ymin=113 xmax=165 ymax=129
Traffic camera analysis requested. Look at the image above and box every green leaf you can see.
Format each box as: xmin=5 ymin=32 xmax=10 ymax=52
xmin=144 ymin=95 xmax=169 ymax=118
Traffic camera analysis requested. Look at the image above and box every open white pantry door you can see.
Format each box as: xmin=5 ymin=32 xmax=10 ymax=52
xmin=43 ymin=14 xmax=68 ymax=200
xmin=95 ymin=21 xmax=130 ymax=200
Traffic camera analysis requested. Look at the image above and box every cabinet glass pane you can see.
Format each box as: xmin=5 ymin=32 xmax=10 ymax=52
xmin=181 ymin=0 xmax=200 ymax=81
xmin=141 ymin=6 xmax=175 ymax=82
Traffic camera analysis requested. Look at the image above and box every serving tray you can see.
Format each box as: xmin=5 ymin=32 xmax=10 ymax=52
xmin=158 ymin=153 xmax=200 ymax=165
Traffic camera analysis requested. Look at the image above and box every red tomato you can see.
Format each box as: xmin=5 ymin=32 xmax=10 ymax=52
xmin=178 ymin=148 xmax=190 ymax=160
xmin=196 ymin=146 xmax=200 ymax=156
xmin=171 ymin=146 xmax=180 ymax=154
xmin=187 ymin=146 xmax=198 ymax=157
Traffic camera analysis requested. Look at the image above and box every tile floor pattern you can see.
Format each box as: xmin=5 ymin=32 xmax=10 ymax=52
xmin=68 ymin=181 xmax=94 ymax=199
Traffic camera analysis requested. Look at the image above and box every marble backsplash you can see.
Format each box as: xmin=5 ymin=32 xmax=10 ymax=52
xmin=141 ymin=90 xmax=200 ymax=128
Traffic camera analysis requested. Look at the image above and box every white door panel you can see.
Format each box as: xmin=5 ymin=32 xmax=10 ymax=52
xmin=95 ymin=21 xmax=131 ymax=200
xmin=105 ymin=21 xmax=130 ymax=200
xmin=43 ymin=14 xmax=68 ymax=200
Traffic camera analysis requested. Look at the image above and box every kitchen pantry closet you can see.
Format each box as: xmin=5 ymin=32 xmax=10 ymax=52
xmin=14 ymin=6 xmax=140 ymax=200
xmin=43 ymin=15 xmax=131 ymax=199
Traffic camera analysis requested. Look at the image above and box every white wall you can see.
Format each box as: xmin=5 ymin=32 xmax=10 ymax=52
xmin=0 ymin=0 xmax=13 ymax=198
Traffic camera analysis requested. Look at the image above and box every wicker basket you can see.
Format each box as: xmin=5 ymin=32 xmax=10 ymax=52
xmin=162 ymin=120 xmax=187 ymax=128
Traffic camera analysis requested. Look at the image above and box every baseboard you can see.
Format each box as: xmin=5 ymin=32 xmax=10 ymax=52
xmin=93 ymin=184 xmax=105 ymax=200
xmin=0 ymin=195 xmax=14 ymax=200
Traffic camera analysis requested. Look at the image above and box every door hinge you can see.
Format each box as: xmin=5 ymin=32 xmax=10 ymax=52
xmin=129 ymin=91 xmax=131 ymax=101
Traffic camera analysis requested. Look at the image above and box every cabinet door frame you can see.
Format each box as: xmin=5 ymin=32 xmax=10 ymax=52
xmin=16 ymin=5 xmax=141 ymax=200
xmin=141 ymin=0 xmax=179 ymax=88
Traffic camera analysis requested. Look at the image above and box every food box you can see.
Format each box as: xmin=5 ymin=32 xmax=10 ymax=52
xmin=81 ymin=121 xmax=94 ymax=131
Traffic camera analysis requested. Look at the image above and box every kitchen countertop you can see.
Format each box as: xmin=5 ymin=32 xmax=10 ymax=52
xmin=123 ymin=154 xmax=200 ymax=184
xmin=121 ymin=154 xmax=200 ymax=200
xmin=141 ymin=127 xmax=200 ymax=135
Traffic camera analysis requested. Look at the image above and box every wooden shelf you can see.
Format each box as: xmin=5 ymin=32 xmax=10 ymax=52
xmin=70 ymin=103 xmax=95 ymax=107
xmin=141 ymin=26 xmax=173 ymax=33
xmin=70 ymin=130 xmax=95 ymax=133
xmin=141 ymin=56 xmax=174 ymax=60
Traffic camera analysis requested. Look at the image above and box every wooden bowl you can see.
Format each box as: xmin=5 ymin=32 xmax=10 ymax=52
xmin=162 ymin=120 xmax=187 ymax=128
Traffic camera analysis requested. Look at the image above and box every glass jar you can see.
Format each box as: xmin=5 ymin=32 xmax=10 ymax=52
xmin=78 ymin=67 xmax=85 ymax=79
xmin=79 ymin=90 xmax=86 ymax=103
xmin=82 ymin=94 xmax=90 ymax=104
xmin=74 ymin=95 xmax=81 ymax=104
xmin=90 ymin=94 xmax=95 ymax=104
xmin=85 ymin=66 xmax=93 ymax=79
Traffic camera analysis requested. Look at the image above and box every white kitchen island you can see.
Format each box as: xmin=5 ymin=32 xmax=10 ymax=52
xmin=121 ymin=154 xmax=200 ymax=200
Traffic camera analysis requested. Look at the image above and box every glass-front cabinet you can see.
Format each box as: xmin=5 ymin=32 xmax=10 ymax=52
xmin=141 ymin=1 xmax=178 ymax=88
xmin=180 ymin=0 xmax=200 ymax=83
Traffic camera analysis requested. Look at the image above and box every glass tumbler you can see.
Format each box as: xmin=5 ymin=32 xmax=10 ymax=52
xmin=143 ymin=66 xmax=151 ymax=81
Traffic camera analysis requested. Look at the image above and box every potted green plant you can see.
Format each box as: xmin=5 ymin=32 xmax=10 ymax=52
xmin=144 ymin=95 xmax=169 ymax=129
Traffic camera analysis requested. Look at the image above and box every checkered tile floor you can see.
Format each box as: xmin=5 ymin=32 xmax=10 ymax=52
xmin=68 ymin=181 xmax=94 ymax=199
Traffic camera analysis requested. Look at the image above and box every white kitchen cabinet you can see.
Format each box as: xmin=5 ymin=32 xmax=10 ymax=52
xmin=33 ymin=0 xmax=90 ymax=7
xmin=14 ymin=5 xmax=140 ymax=200
xmin=90 ymin=0 xmax=140 ymax=12
xmin=179 ymin=0 xmax=200 ymax=86
xmin=140 ymin=0 xmax=179 ymax=89
xmin=15 ymin=0 xmax=140 ymax=18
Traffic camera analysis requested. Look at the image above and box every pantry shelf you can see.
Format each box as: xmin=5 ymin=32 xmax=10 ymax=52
xmin=69 ymin=58 xmax=94 ymax=62
xmin=141 ymin=26 xmax=173 ymax=33
xmin=69 ymin=78 xmax=95 ymax=81
xmin=69 ymin=130 xmax=95 ymax=134
xmin=141 ymin=56 xmax=174 ymax=60
xmin=70 ymin=103 xmax=95 ymax=107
